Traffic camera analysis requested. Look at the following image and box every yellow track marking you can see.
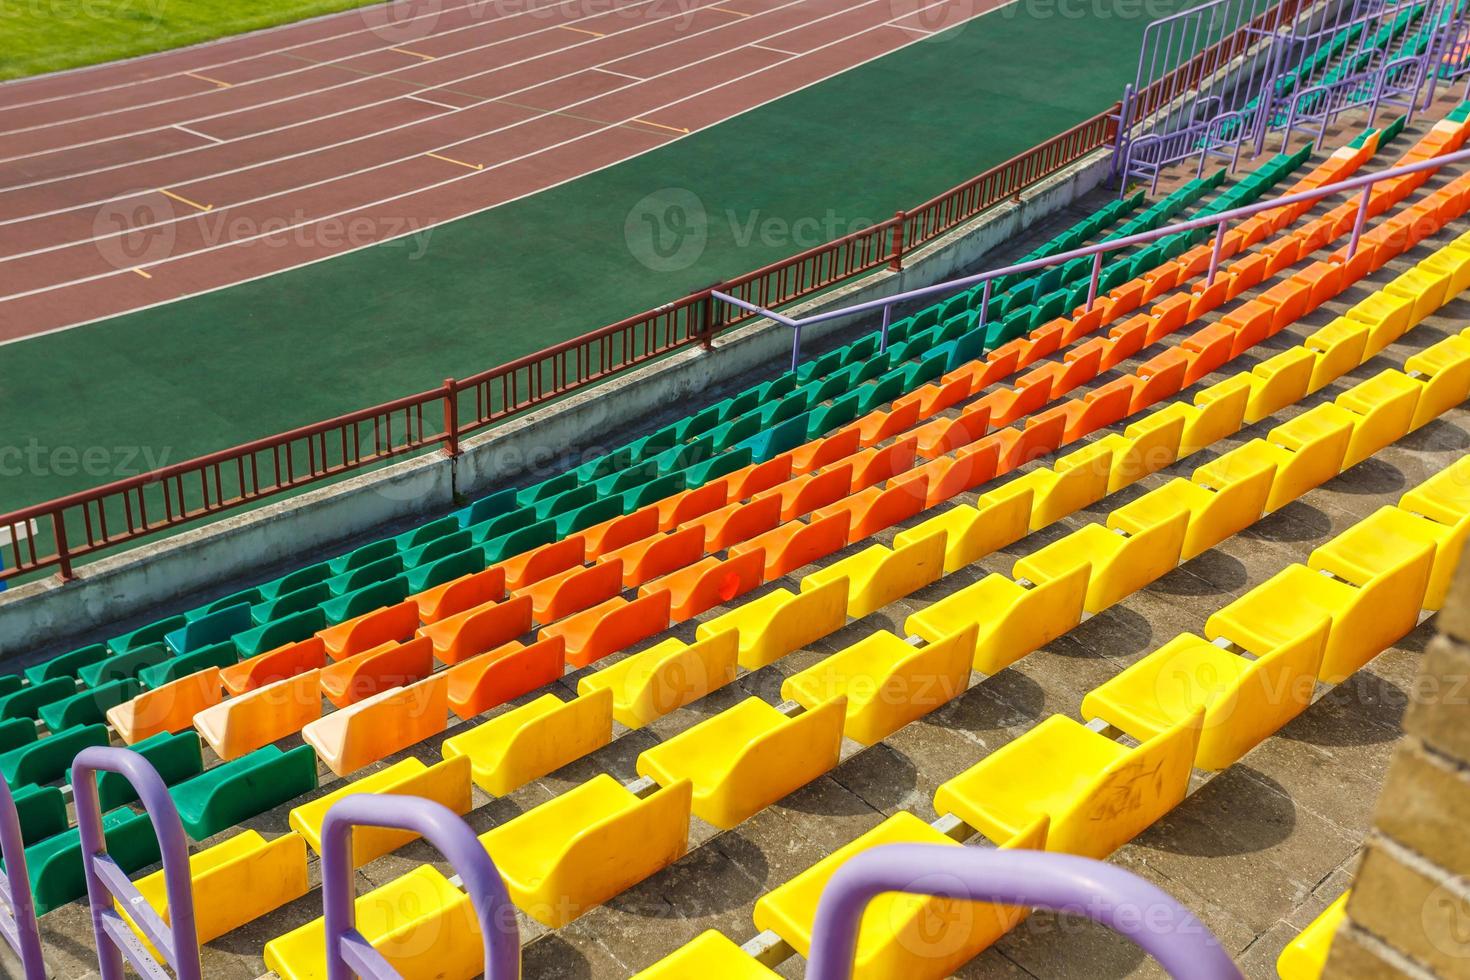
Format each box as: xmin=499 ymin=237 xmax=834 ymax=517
xmin=560 ymin=25 xmax=606 ymax=37
xmin=184 ymin=71 xmax=231 ymax=88
xmin=633 ymin=117 xmax=692 ymax=135
xmin=131 ymin=268 xmax=153 ymax=279
xmin=390 ymin=46 xmax=436 ymax=60
xmin=425 ymin=151 xmax=484 ymax=170
xmin=160 ymin=188 xmax=212 ymax=212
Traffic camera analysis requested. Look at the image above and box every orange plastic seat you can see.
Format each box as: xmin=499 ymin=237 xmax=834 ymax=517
xmin=730 ymin=512 xmax=851 ymax=581
xmin=303 ymin=673 xmax=449 ymax=777
xmin=680 ymin=494 xmax=782 ymax=552
xmin=984 ymin=375 xmax=1051 ymax=428
xmin=500 ymin=535 xmax=585 ymax=591
xmin=1130 ymin=352 xmax=1187 ymax=412
xmin=1179 ymin=322 xmax=1236 ymax=387
xmin=1100 ymin=315 xmax=1149 ymax=371
xmin=412 ymin=566 xmax=506 ymax=624
xmin=601 ymin=526 xmax=705 ymax=587
xmin=815 ymin=477 xmax=927 ymax=543
xmin=1220 ymin=300 xmax=1273 ymax=358
xmin=914 ymin=401 xmax=990 ymax=458
xmin=541 ymin=589 xmax=673 ymax=668
xmin=722 ymin=454 xmax=794 ymax=501
xmin=656 ymin=483 xmax=727 ymax=532
xmin=316 ymin=601 xmax=419 ymax=660
xmin=1259 ymin=279 xmax=1311 ymax=335
xmin=641 ymin=550 xmax=765 ymax=622
xmin=1292 ymin=260 xmax=1343 ymax=309
xmin=444 ymin=637 xmax=566 ymax=719
xmin=992 ymin=411 xmax=1066 ymax=473
xmin=220 ymin=637 xmax=326 ymax=697
xmin=194 ymin=669 xmax=323 ymax=761
xmin=318 ymin=637 xmax=434 ymax=709
xmin=526 ymin=561 xmax=623 ymax=623
xmin=584 ymin=506 xmax=661 ymax=558
xmin=108 ymin=668 xmax=224 ymax=744
xmin=416 ymin=595 xmax=533 ymax=665
xmin=791 ymin=428 xmax=862 ymax=471
xmin=1066 ymin=379 xmax=1132 ymax=439
xmin=759 ymin=464 xmax=853 ymax=522
xmin=857 ymin=401 xmax=921 ymax=445
xmin=906 ymin=438 xmax=1000 ymax=506
xmin=1150 ymin=293 xmax=1192 ymax=337
xmin=841 ymin=436 xmax=918 ymax=491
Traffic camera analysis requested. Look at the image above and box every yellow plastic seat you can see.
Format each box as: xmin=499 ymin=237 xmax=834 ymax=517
xmin=1109 ymin=453 xmax=1274 ymax=560
xmin=441 ymin=687 xmax=613 ymax=795
xmin=636 ymin=696 xmax=846 ymax=828
xmin=122 ymin=831 xmax=307 ymax=952
xmin=1276 ymin=891 xmax=1349 ymax=979
xmin=1004 ymin=443 xmax=1112 ymax=530
xmin=696 ymin=577 xmax=848 ymax=670
xmin=577 ymin=632 xmax=738 ymax=729
xmin=1177 ymin=373 xmax=1250 ymax=455
xmin=906 ymin=566 xmax=1089 ymax=675
xmin=1401 ymin=454 xmax=1470 ymax=525
xmin=478 ymin=774 xmax=692 ymax=927
xmin=894 ymin=485 xmax=1031 ymax=573
xmin=1310 ymin=504 xmax=1461 ymax=611
xmin=1101 ymin=414 xmax=1185 ymax=493
xmin=1384 ymin=264 xmax=1451 ymax=326
xmin=1243 ymin=347 xmax=1316 ymax=424
xmin=288 ymin=756 xmax=472 ymax=866
xmin=1334 ymin=370 xmax=1420 ymax=468
xmin=1213 ymin=404 xmax=1352 ymax=512
xmin=1012 ymin=511 xmax=1188 ymax=613
xmin=782 ymin=626 xmax=976 ymax=745
xmin=301 ymin=672 xmax=449 ymax=777
xmin=753 ymin=811 xmax=1047 ymax=980
xmin=933 ymin=711 xmax=1201 ymax=858
xmin=1206 ymin=547 xmax=1432 ymax=684
xmin=1404 ymin=334 xmax=1470 ymax=429
xmin=801 ymin=533 xmax=944 ymax=618
xmin=1081 ymin=623 xmax=1326 ymax=770
xmin=633 ymin=931 xmax=779 ymax=979
xmin=264 ymin=865 xmax=482 ymax=980
xmin=1304 ymin=319 xmax=1369 ymax=392
xmin=1345 ymin=290 xmax=1414 ymax=355
xmin=1422 ymin=240 xmax=1470 ymax=293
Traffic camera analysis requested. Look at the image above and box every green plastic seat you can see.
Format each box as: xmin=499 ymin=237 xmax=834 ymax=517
xmin=0 ymin=724 xmax=108 ymax=788
xmin=796 ymin=347 xmax=846 ymax=382
xmin=164 ymin=602 xmax=252 ymax=655
xmin=323 ymin=576 xmax=408 ymax=625
xmin=23 ymin=644 xmax=107 ymax=686
xmin=942 ymin=329 xmax=986 ymax=372
xmin=468 ymin=505 xmax=537 ymax=545
xmin=0 ymin=718 xmax=37 ymax=755
xmin=171 ymin=744 xmax=318 ymax=840
xmin=594 ymin=460 xmax=661 ymax=497
xmin=682 ymin=447 xmax=752 ymax=487
xmin=761 ymin=392 xmax=810 ymax=427
xmin=556 ymin=497 xmax=624 ymax=537
xmin=252 ymin=581 xmax=332 ymax=626
xmin=1034 ymin=289 xmax=1067 ymax=324
xmin=0 ymin=679 xmax=75 ymax=722
xmin=735 ymin=413 xmax=810 ymax=462
xmin=682 ymin=403 xmax=725 ymax=440
xmin=710 ymin=413 xmax=763 ymax=454
xmin=653 ymin=434 xmax=716 ymax=474
xmin=235 ymin=607 xmax=327 ymax=658
xmin=516 ymin=471 xmax=579 ymax=507
xmin=456 ymin=487 xmax=520 ymax=528
xmin=809 ymin=365 xmax=860 ymax=404
xmin=857 ymin=372 xmax=906 ymax=415
xmin=258 ymin=564 xmax=332 ymax=602
xmin=393 ymin=515 xmax=461 ymax=551
xmin=628 ymin=421 xmax=686 ymax=463
xmin=4 ymin=785 xmax=66 ymax=854
xmin=188 ymin=587 xmax=265 ymax=621
xmin=37 ymin=679 xmax=142 ymax=732
xmin=534 ymin=484 xmax=598 ymax=521
xmin=807 ymin=392 xmax=860 ymax=437
xmin=842 ymin=335 xmax=880 ymax=366
xmin=79 ymin=643 xmax=170 ymax=688
xmin=25 ymin=807 xmax=159 ymax=915
xmin=623 ymin=473 xmax=685 ymax=512
xmin=83 ymin=731 xmax=204 ymax=811
xmin=326 ymin=539 xmax=397 ymax=576
xmin=405 ymin=547 xmax=485 ymax=594
xmin=483 ymin=519 xmax=557 ymax=564
xmin=325 ymin=555 xmax=403 ymax=597
xmin=0 ymin=676 xmax=21 ymax=699
xmin=402 ymin=530 xmax=472 ymax=569
xmin=109 ymin=614 xmax=188 ymax=655
xmin=139 ymin=642 xmax=238 ymax=689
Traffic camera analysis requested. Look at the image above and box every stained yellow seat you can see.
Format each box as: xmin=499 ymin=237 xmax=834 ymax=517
xmin=1303 ymin=319 xmax=1369 ymax=392
xmin=696 ymin=577 xmax=848 ymax=670
xmin=264 ymin=865 xmax=482 ymax=980
xmin=1276 ymin=891 xmax=1349 ymax=979
xmin=1012 ymin=511 xmax=1187 ymax=613
xmin=905 ymin=566 xmax=1089 ymax=674
xmin=478 ymin=774 xmax=692 ymax=927
xmin=781 ymin=626 xmax=975 ymax=745
xmin=442 ymin=688 xmax=613 ymax=795
xmin=801 ymin=533 xmax=945 ymax=618
xmin=1384 ymin=264 xmax=1451 ymax=325
xmin=753 ymin=811 xmax=1047 ymax=980
xmin=893 ymin=486 xmax=1031 ymax=573
xmin=633 ymin=931 xmax=779 ymax=979
xmin=933 ymin=711 xmax=1201 ymax=858
xmin=577 ymin=632 xmax=738 ymax=729
xmin=636 ymin=696 xmax=845 ymax=828
xmin=1081 ymin=623 xmax=1326 ymax=770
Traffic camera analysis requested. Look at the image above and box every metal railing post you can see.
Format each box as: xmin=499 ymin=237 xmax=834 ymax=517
xmin=0 ymin=779 xmax=46 ymax=978
xmin=51 ymin=511 xmax=72 ymax=581
xmin=888 ymin=213 xmax=907 ymax=272
xmin=878 ymin=303 xmax=893 ymax=354
xmin=1086 ymin=252 xmax=1104 ymax=312
xmin=1348 ymin=183 xmax=1374 ymax=257
xmin=1207 ymin=217 xmax=1229 ymax=285
xmin=441 ymin=378 xmax=460 ymax=458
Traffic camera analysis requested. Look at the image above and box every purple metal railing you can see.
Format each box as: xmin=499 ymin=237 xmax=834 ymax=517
xmin=805 ymin=845 xmax=1242 ymax=980
xmin=72 ymin=746 xmax=202 ymax=980
xmin=319 ymin=794 xmax=519 ymax=980
xmin=0 ymin=779 xmax=46 ymax=979
xmin=714 ymin=142 xmax=1470 ymax=369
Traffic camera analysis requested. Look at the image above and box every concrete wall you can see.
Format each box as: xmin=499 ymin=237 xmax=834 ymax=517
xmin=0 ymin=148 xmax=1112 ymax=663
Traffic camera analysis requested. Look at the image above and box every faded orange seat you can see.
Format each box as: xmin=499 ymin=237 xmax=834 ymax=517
xmin=991 ymin=411 xmax=1066 ymax=473
xmin=318 ymin=637 xmax=434 ymax=709
xmin=721 ymin=454 xmax=794 ymax=501
xmin=656 ymin=483 xmax=727 ymax=532
xmin=194 ymin=670 xmax=323 ymax=761
xmin=412 ymin=566 xmax=505 ymax=624
xmin=108 ymin=668 xmax=224 ymax=744
xmin=303 ymin=673 xmax=450 ymax=777
xmin=813 ymin=478 xmax=926 ymax=543
xmin=840 ymin=436 xmax=917 ymax=491
xmin=680 ymin=494 xmax=782 ymax=552
xmin=1258 ymin=278 xmax=1311 ymax=335
xmin=729 ymin=512 xmax=851 ymax=581
xmin=541 ymin=589 xmax=673 ymax=668
xmin=601 ymin=526 xmax=705 ymax=588
xmin=220 ymin=637 xmax=326 ymax=697
xmin=757 ymin=464 xmax=853 ymax=522
xmin=641 ymin=550 xmax=765 ymax=622
xmin=914 ymin=400 xmax=991 ymax=458
xmin=416 ymin=595 xmax=532 ymax=665
xmin=584 ymin=506 xmax=661 ymax=558
xmin=857 ymin=401 xmax=922 ymax=445
xmin=525 ymin=560 xmax=623 ymax=623
xmin=316 ymin=601 xmax=419 ymax=660
xmin=444 ymin=637 xmax=566 ymax=719
xmin=500 ymin=535 xmax=585 ymax=591
xmin=905 ymin=439 xmax=1000 ymax=505
xmin=1220 ymin=300 xmax=1273 ymax=358
xmin=791 ymin=428 xmax=862 ymax=471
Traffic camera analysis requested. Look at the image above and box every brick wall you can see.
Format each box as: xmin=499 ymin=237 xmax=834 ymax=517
xmin=1326 ymin=565 xmax=1470 ymax=977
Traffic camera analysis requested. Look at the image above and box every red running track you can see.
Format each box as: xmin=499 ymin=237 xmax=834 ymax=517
xmin=0 ymin=0 xmax=997 ymax=343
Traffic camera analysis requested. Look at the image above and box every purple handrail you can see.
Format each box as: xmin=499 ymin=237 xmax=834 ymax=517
xmin=319 ymin=794 xmax=520 ymax=980
xmin=805 ymin=844 xmax=1242 ymax=980
xmin=72 ymin=746 xmax=202 ymax=980
xmin=0 ymin=779 xmax=46 ymax=979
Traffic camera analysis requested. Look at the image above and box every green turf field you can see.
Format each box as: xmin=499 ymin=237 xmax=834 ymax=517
xmin=0 ymin=0 xmax=387 ymax=79
xmin=0 ymin=4 xmax=1182 ymax=516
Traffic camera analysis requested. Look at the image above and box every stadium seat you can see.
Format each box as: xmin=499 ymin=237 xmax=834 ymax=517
xmin=219 ymin=636 xmax=325 ymax=696
xmin=0 ymin=677 xmax=74 ymax=721
xmin=1404 ymin=334 xmax=1470 ymax=429
xmin=934 ymin=711 xmax=1202 ymax=858
xmin=1312 ymin=505 xmax=1466 ymax=610
xmin=172 ymin=744 xmax=318 ymax=840
xmin=578 ymin=632 xmax=739 ymax=729
xmin=193 ymin=669 xmax=323 ymax=761
xmin=1211 ymin=404 xmax=1353 ymax=512
xmin=895 ymin=483 xmax=1032 ymax=574
xmin=800 ymin=533 xmax=945 ymax=619
xmin=697 ymin=577 xmax=848 ymax=670
xmin=500 ymin=535 xmax=585 ymax=590
xmin=1335 ymin=370 xmax=1421 ymax=468
xmin=636 ymin=696 xmax=846 ymax=828
xmin=526 ymin=559 xmax=624 ymax=622
xmin=86 ymin=731 xmax=203 ymax=810
xmin=416 ymin=595 xmax=533 ymax=665
xmin=1004 ymin=443 xmax=1112 ymax=530
xmin=23 ymin=643 xmax=106 ymax=685
xmin=289 ymin=756 xmax=472 ymax=866
xmin=2 ymin=723 xmax=108 ymax=787
xmin=643 ymin=549 xmax=766 ymax=622
xmin=235 ymin=608 xmax=327 ymax=659
xmin=478 ymin=774 xmax=692 ymax=926
xmin=680 ymin=495 xmax=783 ymax=552
xmin=38 ymin=678 xmax=141 ymax=731
xmin=633 ymin=931 xmax=779 ymax=979
xmin=302 ymin=672 xmax=449 ymax=776
xmin=442 ymin=688 xmax=613 ymax=795
xmin=443 ymin=637 xmax=566 ymax=719
xmin=317 ymin=636 xmax=435 ymax=708
xmin=315 ymin=601 xmax=419 ymax=659
xmin=783 ymin=625 xmax=976 ymax=745
xmin=163 ymin=602 xmax=251 ymax=655
xmin=541 ymin=590 xmax=673 ymax=668
xmin=1108 ymin=454 xmax=1275 ymax=560
xmin=730 ymin=512 xmax=851 ymax=580
xmin=24 ymin=807 xmax=160 ymax=915
xmin=1276 ymin=891 xmax=1349 ymax=979
xmin=1082 ymin=622 xmax=1328 ymax=770
xmin=1013 ymin=511 xmax=1189 ymax=613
